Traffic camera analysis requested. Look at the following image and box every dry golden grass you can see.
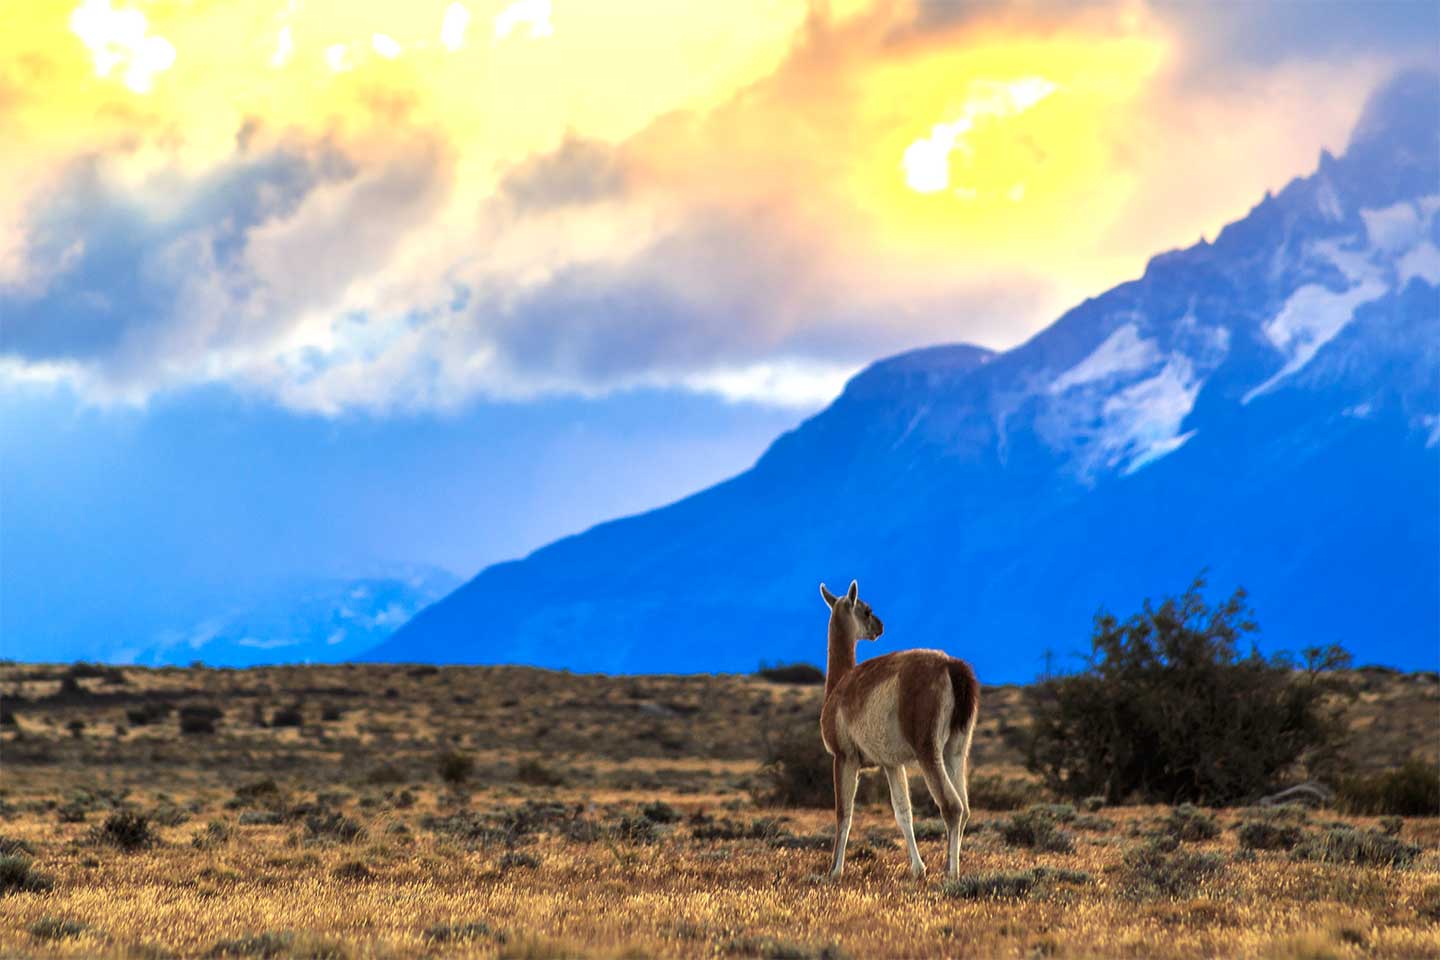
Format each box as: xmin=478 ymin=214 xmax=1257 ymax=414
xmin=1 ymin=663 xmax=1436 ymax=959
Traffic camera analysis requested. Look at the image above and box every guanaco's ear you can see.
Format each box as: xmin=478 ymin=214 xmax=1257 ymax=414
xmin=846 ymin=580 xmax=858 ymax=604
xmin=819 ymin=583 xmax=838 ymax=608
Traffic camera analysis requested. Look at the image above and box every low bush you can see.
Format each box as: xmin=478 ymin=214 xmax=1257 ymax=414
xmin=752 ymin=718 xmax=884 ymax=808
xmin=942 ymin=867 xmax=1093 ymax=900
xmin=126 ymin=702 xmax=173 ymax=727
xmin=1290 ymin=827 xmax=1421 ymax=868
xmin=331 ymin=859 xmax=372 ymax=881
xmin=997 ymin=804 xmax=1076 ymax=853
xmin=179 ymin=704 xmax=222 ymax=735
xmin=0 ymin=854 xmax=54 ymax=895
xmin=304 ymin=812 xmax=365 ymax=844
xmin=641 ymin=800 xmax=682 ymax=823
xmin=1335 ymin=759 xmax=1440 ymax=816
xmin=1235 ymin=814 xmax=1306 ymax=851
xmin=28 ymin=916 xmax=88 ymax=941
xmin=756 ymin=663 xmax=826 ymax=685
xmin=271 ymin=705 xmax=304 ymax=728
xmin=206 ymin=931 xmax=348 ymax=959
xmin=1122 ymin=840 xmax=1225 ymax=899
xmin=424 ymin=922 xmax=506 ymax=945
xmin=1160 ymin=804 xmax=1220 ymax=843
xmin=516 ymin=758 xmax=564 ymax=787
xmin=967 ymin=775 xmax=1035 ymax=811
xmin=437 ymin=749 xmax=473 ymax=786
xmin=192 ymin=820 xmax=232 ymax=849
xmin=499 ymin=850 xmax=541 ymax=870
xmin=93 ymin=811 xmax=157 ymax=851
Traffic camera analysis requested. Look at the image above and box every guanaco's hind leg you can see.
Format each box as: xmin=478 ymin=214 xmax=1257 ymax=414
xmin=884 ymin=765 xmax=925 ymax=878
xmin=829 ymin=755 xmax=860 ymax=879
xmin=917 ymin=755 xmax=965 ymax=878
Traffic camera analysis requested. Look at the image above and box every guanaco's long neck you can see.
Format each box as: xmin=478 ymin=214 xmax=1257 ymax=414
xmin=824 ymin=616 xmax=858 ymax=698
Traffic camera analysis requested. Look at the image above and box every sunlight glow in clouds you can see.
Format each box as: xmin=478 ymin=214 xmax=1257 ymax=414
xmin=902 ymin=77 xmax=1058 ymax=194
xmin=2 ymin=0 xmax=1396 ymax=414
xmin=68 ymin=0 xmax=175 ymax=93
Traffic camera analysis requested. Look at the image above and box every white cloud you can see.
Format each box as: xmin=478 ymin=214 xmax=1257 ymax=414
xmin=441 ymin=3 xmax=472 ymax=51
xmin=372 ymin=33 xmax=402 ymax=59
xmin=69 ymin=0 xmax=176 ymax=94
xmin=270 ymin=25 xmax=293 ymax=69
xmin=494 ymin=0 xmax=553 ymax=42
xmin=902 ymin=77 xmax=1057 ymax=194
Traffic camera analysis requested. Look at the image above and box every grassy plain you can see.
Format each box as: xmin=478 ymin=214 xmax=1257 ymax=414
xmin=0 ymin=663 xmax=1436 ymax=959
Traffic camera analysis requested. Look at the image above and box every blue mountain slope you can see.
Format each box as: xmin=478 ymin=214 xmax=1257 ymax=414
xmin=365 ymin=71 xmax=1440 ymax=680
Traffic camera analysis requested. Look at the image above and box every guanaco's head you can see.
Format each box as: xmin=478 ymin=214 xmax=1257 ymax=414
xmin=819 ymin=579 xmax=884 ymax=641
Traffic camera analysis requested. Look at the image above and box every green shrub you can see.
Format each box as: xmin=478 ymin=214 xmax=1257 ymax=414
xmin=1026 ymin=577 xmax=1351 ymax=806
xmin=1335 ymin=759 xmax=1440 ymax=816
xmin=1290 ymin=827 xmax=1420 ymax=868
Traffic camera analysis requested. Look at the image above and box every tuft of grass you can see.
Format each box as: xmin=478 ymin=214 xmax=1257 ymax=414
xmin=0 ymin=855 xmax=55 ymax=895
xmin=28 ymin=916 xmax=89 ymax=941
xmin=942 ymin=867 xmax=1094 ymax=900
xmin=997 ymin=804 xmax=1076 ymax=853
xmin=1290 ymin=827 xmax=1421 ymax=868
xmin=499 ymin=850 xmax=541 ymax=870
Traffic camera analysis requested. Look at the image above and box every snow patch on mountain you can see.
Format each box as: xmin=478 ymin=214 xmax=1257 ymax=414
xmin=1050 ymin=323 xmax=1160 ymax=394
xmin=1100 ymin=355 xmax=1203 ymax=474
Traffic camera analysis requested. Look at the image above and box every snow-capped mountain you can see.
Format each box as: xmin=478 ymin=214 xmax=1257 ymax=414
xmin=366 ymin=71 xmax=1439 ymax=680
xmin=126 ymin=567 xmax=459 ymax=667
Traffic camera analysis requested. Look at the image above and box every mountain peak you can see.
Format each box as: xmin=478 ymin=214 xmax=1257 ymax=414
xmin=1348 ymin=68 xmax=1440 ymax=153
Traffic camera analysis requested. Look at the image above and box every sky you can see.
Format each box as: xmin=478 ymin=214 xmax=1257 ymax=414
xmin=2 ymin=0 xmax=1437 ymax=659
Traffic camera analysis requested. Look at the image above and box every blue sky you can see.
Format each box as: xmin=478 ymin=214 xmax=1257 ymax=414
xmin=2 ymin=0 xmax=1436 ymax=661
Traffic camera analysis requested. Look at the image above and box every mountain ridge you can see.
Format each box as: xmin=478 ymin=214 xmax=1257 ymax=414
xmin=367 ymin=70 xmax=1440 ymax=680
